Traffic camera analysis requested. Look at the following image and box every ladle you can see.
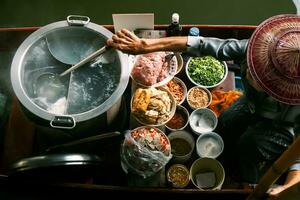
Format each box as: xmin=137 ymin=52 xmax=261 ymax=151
xmin=35 ymin=45 xmax=110 ymax=102
xmin=59 ymin=45 xmax=109 ymax=77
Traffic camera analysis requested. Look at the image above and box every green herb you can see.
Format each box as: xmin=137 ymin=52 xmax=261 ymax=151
xmin=188 ymin=56 xmax=225 ymax=86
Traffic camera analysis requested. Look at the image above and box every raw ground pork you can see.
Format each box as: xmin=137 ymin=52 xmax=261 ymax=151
xmin=131 ymin=52 xmax=170 ymax=86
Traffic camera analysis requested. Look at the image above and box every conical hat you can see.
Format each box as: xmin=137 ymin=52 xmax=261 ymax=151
xmin=247 ymin=14 xmax=300 ymax=105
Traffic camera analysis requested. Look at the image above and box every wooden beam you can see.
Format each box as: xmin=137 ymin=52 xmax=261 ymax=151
xmin=247 ymin=135 xmax=300 ymax=200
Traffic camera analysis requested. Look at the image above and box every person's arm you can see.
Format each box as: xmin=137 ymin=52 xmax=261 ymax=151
xmin=106 ymin=29 xmax=188 ymax=54
xmin=107 ymin=29 xmax=248 ymax=61
xmin=268 ymin=122 xmax=300 ymax=199
xmin=268 ymin=170 xmax=300 ymax=198
xmin=187 ymin=36 xmax=248 ymax=61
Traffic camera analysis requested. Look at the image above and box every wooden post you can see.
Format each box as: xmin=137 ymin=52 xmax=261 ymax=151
xmin=246 ymin=135 xmax=300 ymax=200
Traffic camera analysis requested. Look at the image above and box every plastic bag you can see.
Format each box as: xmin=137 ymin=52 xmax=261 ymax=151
xmin=120 ymin=127 xmax=172 ymax=178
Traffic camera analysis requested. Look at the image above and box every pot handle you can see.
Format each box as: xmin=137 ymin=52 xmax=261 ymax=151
xmin=50 ymin=115 xmax=76 ymax=129
xmin=67 ymin=15 xmax=90 ymax=26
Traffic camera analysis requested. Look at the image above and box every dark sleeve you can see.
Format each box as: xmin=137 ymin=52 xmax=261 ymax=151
xmin=186 ymin=36 xmax=248 ymax=61
xmin=290 ymin=115 xmax=300 ymax=170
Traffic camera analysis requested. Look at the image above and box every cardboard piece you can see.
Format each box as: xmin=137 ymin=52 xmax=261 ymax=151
xmin=112 ymin=13 xmax=154 ymax=32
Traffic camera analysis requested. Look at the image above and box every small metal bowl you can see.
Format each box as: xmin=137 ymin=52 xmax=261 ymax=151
xmin=189 ymin=108 xmax=218 ymax=135
xmin=168 ymin=130 xmax=195 ymax=163
xmin=165 ymin=105 xmax=189 ymax=132
xmin=167 ymin=164 xmax=190 ymax=188
xmin=164 ymin=77 xmax=187 ymax=105
xmin=187 ymin=86 xmax=212 ymax=110
xmin=196 ymin=132 xmax=224 ymax=159
xmin=130 ymin=87 xmax=176 ymax=127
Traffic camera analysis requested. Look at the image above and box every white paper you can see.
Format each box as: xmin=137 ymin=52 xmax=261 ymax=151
xmin=112 ymin=13 xmax=154 ymax=32
xmin=293 ymin=0 xmax=300 ymax=14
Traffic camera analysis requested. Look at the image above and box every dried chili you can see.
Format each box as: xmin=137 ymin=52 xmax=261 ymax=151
xmin=208 ymin=90 xmax=243 ymax=117
xmin=166 ymin=79 xmax=185 ymax=104
xmin=166 ymin=112 xmax=186 ymax=129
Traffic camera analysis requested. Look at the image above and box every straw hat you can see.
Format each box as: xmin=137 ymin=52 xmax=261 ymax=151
xmin=247 ymin=14 xmax=300 ymax=105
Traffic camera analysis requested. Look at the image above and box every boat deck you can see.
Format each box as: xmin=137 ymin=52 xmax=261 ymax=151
xmin=0 ymin=25 xmax=257 ymax=199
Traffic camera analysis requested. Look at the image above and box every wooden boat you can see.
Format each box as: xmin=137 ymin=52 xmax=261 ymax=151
xmin=0 ymin=25 xmax=298 ymax=200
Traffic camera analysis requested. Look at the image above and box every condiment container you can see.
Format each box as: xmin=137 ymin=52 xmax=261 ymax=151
xmin=189 ymin=108 xmax=218 ymax=135
xmin=167 ymin=164 xmax=190 ymax=188
xmin=166 ymin=13 xmax=182 ymax=36
xmin=187 ymin=86 xmax=212 ymax=110
xmin=190 ymin=158 xmax=225 ymax=190
xmin=196 ymin=132 xmax=224 ymax=159
xmin=164 ymin=77 xmax=187 ymax=105
xmin=185 ymin=56 xmax=228 ymax=88
xmin=165 ymin=105 xmax=189 ymax=131
xmin=188 ymin=27 xmax=200 ymax=36
xmin=168 ymin=130 xmax=195 ymax=163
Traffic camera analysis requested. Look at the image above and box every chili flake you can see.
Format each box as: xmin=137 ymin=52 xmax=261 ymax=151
xmin=167 ymin=164 xmax=190 ymax=188
xmin=166 ymin=112 xmax=186 ymax=129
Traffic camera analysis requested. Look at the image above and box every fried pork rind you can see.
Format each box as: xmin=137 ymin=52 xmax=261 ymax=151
xmin=131 ymin=87 xmax=175 ymax=125
xmin=132 ymin=88 xmax=151 ymax=113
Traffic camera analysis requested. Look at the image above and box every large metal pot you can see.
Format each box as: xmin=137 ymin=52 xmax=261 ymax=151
xmin=11 ymin=15 xmax=129 ymax=132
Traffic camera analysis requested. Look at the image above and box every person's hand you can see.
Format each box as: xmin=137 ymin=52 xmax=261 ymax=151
xmin=106 ymin=29 xmax=147 ymax=55
xmin=267 ymin=185 xmax=286 ymax=199
xmin=266 ymin=170 xmax=300 ymax=199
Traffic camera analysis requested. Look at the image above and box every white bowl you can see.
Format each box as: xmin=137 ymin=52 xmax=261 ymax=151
xmin=189 ymin=108 xmax=218 ymax=135
xmin=196 ymin=132 xmax=224 ymax=159
xmin=186 ymin=56 xmax=228 ymax=88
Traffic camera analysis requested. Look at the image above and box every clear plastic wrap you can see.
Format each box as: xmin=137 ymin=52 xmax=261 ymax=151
xmin=120 ymin=126 xmax=172 ymax=178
